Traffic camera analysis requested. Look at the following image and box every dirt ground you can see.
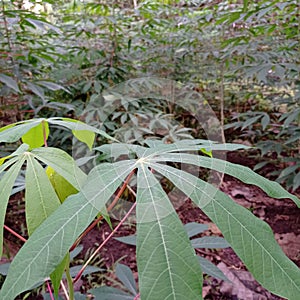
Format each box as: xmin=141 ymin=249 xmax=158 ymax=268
xmin=1 ymin=151 xmax=300 ymax=300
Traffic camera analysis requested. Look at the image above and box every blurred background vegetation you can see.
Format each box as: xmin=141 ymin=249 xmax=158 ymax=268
xmin=0 ymin=0 xmax=299 ymax=190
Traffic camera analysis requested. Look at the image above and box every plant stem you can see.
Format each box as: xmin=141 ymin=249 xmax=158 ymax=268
xmin=3 ymin=225 xmax=27 ymax=242
xmin=42 ymin=120 xmax=48 ymax=147
xmin=65 ymin=259 xmax=74 ymax=300
xmin=73 ymin=201 xmax=137 ymax=283
xmin=46 ymin=281 xmax=55 ymax=300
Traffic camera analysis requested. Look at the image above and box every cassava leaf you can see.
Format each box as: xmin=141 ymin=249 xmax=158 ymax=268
xmin=0 ymin=161 xmax=134 ymax=300
xmin=21 ymin=121 xmax=49 ymax=149
xmin=0 ymin=119 xmax=45 ymax=143
xmin=25 ymin=154 xmax=61 ymax=235
xmin=184 ymin=222 xmax=209 ymax=238
xmin=50 ymin=254 xmax=69 ymax=297
xmin=89 ymin=286 xmax=134 ymax=300
xmin=114 ymin=235 xmax=137 ymax=246
xmin=191 ymin=237 xmax=230 ymax=249
xmin=46 ymin=166 xmax=79 ymax=203
xmin=136 ymin=165 xmax=203 ymax=300
xmin=72 ymin=129 xmax=95 ymax=150
xmin=0 ymin=158 xmax=25 ymax=257
xmin=150 ymin=163 xmax=300 ymax=300
xmin=197 ymin=256 xmax=229 ymax=282
xmin=151 ymin=152 xmax=300 ymax=207
xmin=115 ymin=263 xmax=137 ymax=295
xmin=0 ymin=74 xmax=20 ymax=93
xmin=32 ymin=147 xmax=87 ymax=190
xmin=48 ymin=117 xmax=117 ymax=142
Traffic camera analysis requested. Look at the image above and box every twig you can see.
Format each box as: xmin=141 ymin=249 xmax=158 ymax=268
xmin=73 ymin=201 xmax=137 ymax=283
xmin=3 ymin=225 xmax=27 ymax=243
xmin=70 ymin=169 xmax=136 ymax=251
xmin=60 ymin=281 xmax=70 ymax=300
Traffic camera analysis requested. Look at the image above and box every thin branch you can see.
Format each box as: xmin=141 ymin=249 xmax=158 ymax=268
xmin=70 ymin=169 xmax=136 ymax=251
xmin=73 ymin=201 xmax=137 ymax=283
xmin=3 ymin=225 xmax=27 ymax=243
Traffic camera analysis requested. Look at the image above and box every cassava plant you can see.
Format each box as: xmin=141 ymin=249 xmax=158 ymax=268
xmin=0 ymin=115 xmax=299 ymax=300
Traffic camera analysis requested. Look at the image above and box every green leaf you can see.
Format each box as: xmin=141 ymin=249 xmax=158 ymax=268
xmin=25 ymin=154 xmax=61 ymax=235
xmin=0 ymin=144 xmax=28 ymax=169
xmin=191 ymin=237 xmax=230 ymax=249
xmin=50 ymin=254 xmax=69 ymax=297
xmin=151 ymin=153 xmax=300 ymax=207
xmin=32 ymin=147 xmax=87 ymax=190
xmin=0 ymin=157 xmax=25 ymax=257
xmin=136 ymin=165 xmax=202 ymax=300
xmin=72 ymin=129 xmax=95 ymax=150
xmin=67 ymin=265 xmax=104 ymax=278
xmin=89 ymin=286 xmax=134 ymax=300
xmin=48 ymin=117 xmax=117 ymax=142
xmin=151 ymin=163 xmax=300 ymax=300
xmin=114 ymin=235 xmax=137 ymax=246
xmin=46 ymin=166 xmax=79 ymax=203
xmin=0 ymin=263 xmax=10 ymax=276
xmin=0 ymin=161 xmax=134 ymax=300
xmin=184 ymin=222 xmax=208 ymax=238
xmin=21 ymin=121 xmax=49 ymax=149
xmin=197 ymin=256 xmax=229 ymax=282
xmin=0 ymin=74 xmax=20 ymax=93
xmin=115 ymin=263 xmax=137 ymax=296
xmin=200 ymin=148 xmax=212 ymax=157
xmin=36 ymin=81 xmax=69 ymax=93
xmin=0 ymin=119 xmax=45 ymax=143
xmin=293 ymin=172 xmax=300 ymax=192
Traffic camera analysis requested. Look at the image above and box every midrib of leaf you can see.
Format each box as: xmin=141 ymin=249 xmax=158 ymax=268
xmin=136 ymin=163 xmax=202 ymax=300
xmin=0 ymin=161 xmax=135 ymax=300
xmin=139 ymin=165 xmax=176 ymax=298
xmin=28 ymin=156 xmax=48 ymax=219
xmin=149 ymin=162 xmax=300 ymax=299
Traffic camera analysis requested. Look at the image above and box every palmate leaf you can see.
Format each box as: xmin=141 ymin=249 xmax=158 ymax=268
xmin=0 ymin=161 xmax=134 ymax=300
xmin=150 ymin=162 xmax=300 ymax=300
xmin=136 ymin=165 xmax=202 ymax=300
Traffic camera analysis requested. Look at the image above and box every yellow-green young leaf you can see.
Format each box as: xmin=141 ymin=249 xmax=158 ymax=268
xmin=0 ymin=123 xmax=16 ymax=133
xmin=50 ymin=253 xmax=69 ymax=297
xmin=25 ymin=155 xmax=61 ymax=235
xmin=72 ymin=129 xmax=95 ymax=150
xmin=200 ymin=148 xmax=212 ymax=157
xmin=0 ymin=155 xmax=11 ymax=166
xmin=0 ymin=144 xmax=30 ymax=167
xmin=21 ymin=121 xmax=49 ymax=148
xmin=46 ymin=166 xmax=79 ymax=203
